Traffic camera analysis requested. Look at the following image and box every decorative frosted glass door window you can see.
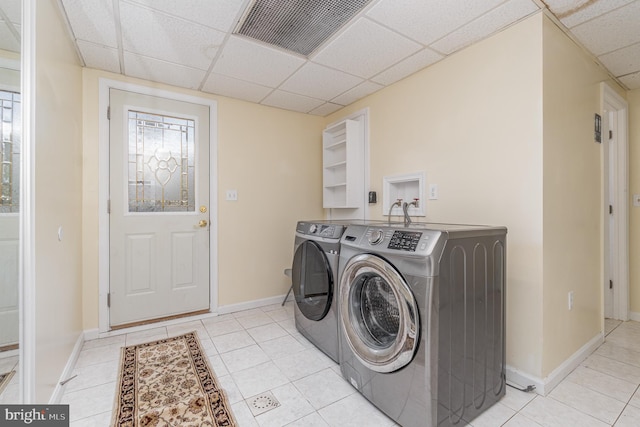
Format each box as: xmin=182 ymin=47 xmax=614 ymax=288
xmin=128 ymin=111 xmax=195 ymax=212
xmin=0 ymin=90 xmax=20 ymax=214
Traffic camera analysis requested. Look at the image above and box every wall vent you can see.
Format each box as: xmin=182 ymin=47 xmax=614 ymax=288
xmin=235 ymin=0 xmax=373 ymax=56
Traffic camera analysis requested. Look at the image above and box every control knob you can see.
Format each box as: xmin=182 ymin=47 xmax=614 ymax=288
xmin=308 ymin=224 xmax=318 ymax=234
xmin=369 ymin=229 xmax=384 ymax=245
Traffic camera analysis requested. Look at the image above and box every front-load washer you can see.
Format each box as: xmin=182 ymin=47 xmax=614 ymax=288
xmin=291 ymin=220 xmax=350 ymax=362
xmin=338 ymin=223 xmax=507 ymax=427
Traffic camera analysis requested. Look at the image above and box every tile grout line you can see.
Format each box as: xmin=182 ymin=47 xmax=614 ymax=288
xmin=610 ymin=383 xmax=640 ymax=426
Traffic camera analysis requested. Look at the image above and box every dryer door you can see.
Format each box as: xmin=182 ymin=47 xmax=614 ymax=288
xmin=340 ymin=253 xmax=419 ymax=373
xmin=292 ymin=240 xmax=333 ymax=321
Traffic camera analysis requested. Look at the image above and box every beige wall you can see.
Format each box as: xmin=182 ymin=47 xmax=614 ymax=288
xmin=630 ymin=89 xmax=640 ymax=315
xmin=327 ymin=14 xmax=546 ymax=377
xmin=81 ymin=70 xmax=325 ymax=330
xmin=541 ymin=17 xmax=615 ymax=375
xmin=34 ymin=0 xmax=84 ymax=401
xmin=325 ymin=12 xmax=627 ymax=380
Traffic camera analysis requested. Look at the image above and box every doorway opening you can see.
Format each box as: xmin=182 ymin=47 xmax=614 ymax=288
xmin=602 ymin=82 xmax=629 ymax=325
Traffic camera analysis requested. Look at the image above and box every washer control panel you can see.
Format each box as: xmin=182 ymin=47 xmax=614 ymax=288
xmin=368 ymin=229 xmax=385 ymax=245
xmin=349 ymin=226 xmax=440 ymax=256
xmin=388 ymin=231 xmax=423 ymax=252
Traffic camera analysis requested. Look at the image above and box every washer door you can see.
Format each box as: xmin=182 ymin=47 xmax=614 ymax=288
xmin=340 ymin=253 xmax=419 ymax=373
xmin=292 ymin=240 xmax=333 ymax=321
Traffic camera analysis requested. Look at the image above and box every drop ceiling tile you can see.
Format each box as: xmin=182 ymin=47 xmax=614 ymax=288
xmin=309 ymin=103 xmax=344 ymax=116
xmin=312 ymin=17 xmax=421 ymax=79
xmin=213 ymin=36 xmax=305 ymax=87
xmin=0 ymin=22 xmax=19 ymax=52
xmin=60 ymin=0 xmax=118 ymax=48
xmin=619 ymin=71 xmax=640 ymax=90
xmin=598 ymin=42 xmax=640 ymax=77
xmin=431 ymin=0 xmax=539 ymax=55
xmin=0 ymin=0 xmax=21 ymax=24
xmin=371 ymin=48 xmax=443 ymax=86
xmin=123 ymin=0 xmax=245 ymax=32
xmin=544 ymin=0 xmax=630 ymax=28
xmin=332 ymin=81 xmax=383 ymax=105
xmin=77 ymin=40 xmax=121 ymax=73
xmin=366 ymin=0 xmax=504 ymax=45
xmin=261 ymin=90 xmax=325 ymax=114
xmin=280 ymin=63 xmax=363 ymax=101
xmin=124 ymin=52 xmax=207 ymax=90
xmin=120 ymin=2 xmax=225 ymax=70
xmin=570 ymin=1 xmax=640 ymax=55
xmin=201 ymin=73 xmax=273 ymax=103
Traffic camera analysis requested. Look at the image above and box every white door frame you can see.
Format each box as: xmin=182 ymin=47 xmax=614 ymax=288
xmin=98 ymin=78 xmax=218 ymax=332
xmin=601 ymin=82 xmax=629 ymax=321
xmin=20 ymin=0 xmax=36 ymax=403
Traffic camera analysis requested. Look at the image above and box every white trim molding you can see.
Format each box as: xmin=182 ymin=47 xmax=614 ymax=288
xmin=20 ymin=0 xmax=37 ymax=405
xmin=601 ymin=82 xmax=629 ymax=321
xmin=506 ymin=332 xmax=604 ymax=395
xmin=49 ymin=333 xmax=84 ymax=404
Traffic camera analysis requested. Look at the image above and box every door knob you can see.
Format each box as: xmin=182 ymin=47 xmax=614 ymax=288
xmin=198 ymin=220 xmax=208 ymax=228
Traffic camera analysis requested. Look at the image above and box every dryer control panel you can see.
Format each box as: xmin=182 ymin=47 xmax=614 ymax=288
xmin=296 ymin=221 xmax=346 ymax=239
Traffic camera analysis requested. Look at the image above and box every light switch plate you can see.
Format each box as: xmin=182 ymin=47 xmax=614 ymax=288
xmin=226 ymin=190 xmax=238 ymax=201
xmin=633 ymin=194 xmax=640 ymax=207
xmin=428 ymin=184 xmax=438 ymax=200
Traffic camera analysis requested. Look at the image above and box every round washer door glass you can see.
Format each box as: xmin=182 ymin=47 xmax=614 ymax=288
xmin=292 ymin=240 xmax=333 ymax=321
xmin=340 ymin=253 xmax=419 ymax=373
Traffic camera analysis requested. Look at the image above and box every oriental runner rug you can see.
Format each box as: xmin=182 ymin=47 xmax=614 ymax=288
xmin=111 ymin=332 xmax=236 ymax=426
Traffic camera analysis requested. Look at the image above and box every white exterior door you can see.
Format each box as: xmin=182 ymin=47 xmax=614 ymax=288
xmin=109 ymin=89 xmax=211 ymax=327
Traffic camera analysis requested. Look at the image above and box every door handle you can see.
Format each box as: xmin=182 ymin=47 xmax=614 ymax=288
xmin=198 ymin=220 xmax=208 ymax=228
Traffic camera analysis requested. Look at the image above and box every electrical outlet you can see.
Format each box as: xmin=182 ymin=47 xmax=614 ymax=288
xmin=225 ymin=190 xmax=238 ymax=201
xmin=568 ymin=291 xmax=574 ymax=310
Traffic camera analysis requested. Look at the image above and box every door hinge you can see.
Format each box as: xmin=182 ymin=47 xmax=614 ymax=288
xmin=609 ymin=130 xmax=613 ymax=139
xmin=609 ymin=280 xmax=613 ymax=289
xmin=107 ymin=106 xmax=111 ymax=120
xmin=609 ymin=205 xmax=613 ymax=214
xmin=107 ymin=293 xmax=111 ymax=307
xmin=107 ymin=199 xmax=111 ymax=214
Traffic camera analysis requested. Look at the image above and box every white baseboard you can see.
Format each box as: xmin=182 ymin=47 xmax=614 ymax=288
xmin=506 ymin=332 xmax=604 ymax=396
xmin=85 ymin=293 xmax=292 ymax=340
xmin=49 ymin=332 xmax=85 ymax=404
xmin=630 ymin=311 xmax=640 ymax=322
xmin=217 ymin=293 xmax=291 ymax=315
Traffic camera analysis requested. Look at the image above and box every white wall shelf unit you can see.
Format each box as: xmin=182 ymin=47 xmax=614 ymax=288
xmin=322 ymin=119 xmax=364 ymax=209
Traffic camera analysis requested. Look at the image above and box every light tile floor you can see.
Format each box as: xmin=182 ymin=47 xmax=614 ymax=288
xmin=59 ymin=307 xmax=640 ymax=427
xmin=0 ymin=353 xmax=19 ymax=404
